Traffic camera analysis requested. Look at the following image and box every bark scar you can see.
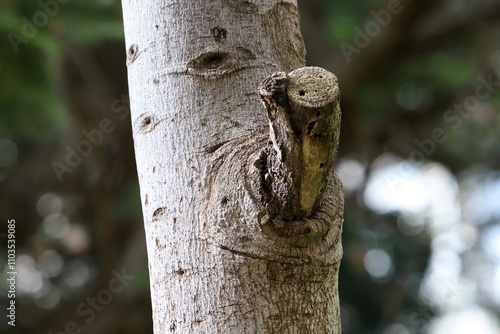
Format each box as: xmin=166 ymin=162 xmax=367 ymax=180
xmin=185 ymin=47 xmax=258 ymax=79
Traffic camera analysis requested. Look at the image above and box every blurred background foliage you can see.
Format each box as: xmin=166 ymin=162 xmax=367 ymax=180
xmin=0 ymin=0 xmax=499 ymax=333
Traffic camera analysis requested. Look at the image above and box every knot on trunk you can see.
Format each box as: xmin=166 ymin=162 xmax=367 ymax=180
xmin=257 ymin=66 xmax=341 ymax=222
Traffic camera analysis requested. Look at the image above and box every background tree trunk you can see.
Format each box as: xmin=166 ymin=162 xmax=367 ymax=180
xmin=121 ymin=1 xmax=343 ymax=333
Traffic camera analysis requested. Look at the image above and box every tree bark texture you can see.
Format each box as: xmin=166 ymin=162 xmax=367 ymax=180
xmin=121 ymin=1 xmax=343 ymax=333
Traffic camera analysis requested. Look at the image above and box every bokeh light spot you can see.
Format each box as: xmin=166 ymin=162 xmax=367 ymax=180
xmin=396 ymin=82 xmax=425 ymax=110
xmin=0 ymin=139 xmax=18 ymax=167
xmin=62 ymin=224 xmax=91 ymax=254
xmin=337 ymin=158 xmax=366 ymax=195
xmin=37 ymin=250 xmax=64 ymax=278
xmin=428 ymin=307 xmax=500 ymax=334
xmin=63 ymin=259 xmax=91 ymax=288
xmin=17 ymin=255 xmax=44 ymax=295
xmin=43 ymin=213 xmax=70 ymax=239
xmin=37 ymin=192 xmax=63 ymax=218
xmin=364 ymin=248 xmax=393 ymax=279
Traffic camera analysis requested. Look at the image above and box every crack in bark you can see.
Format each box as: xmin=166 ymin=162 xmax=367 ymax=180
xmin=205 ymin=141 xmax=229 ymax=154
xmin=217 ymin=244 xmax=338 ymax=268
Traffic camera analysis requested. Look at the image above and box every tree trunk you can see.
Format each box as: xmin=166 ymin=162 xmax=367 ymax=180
xmin=121 ymin=1 xmax=344 ymax=333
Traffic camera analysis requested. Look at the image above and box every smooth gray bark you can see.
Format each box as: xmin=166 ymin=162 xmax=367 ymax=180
xmin=121 ymin=1 xmax=343 ymax=333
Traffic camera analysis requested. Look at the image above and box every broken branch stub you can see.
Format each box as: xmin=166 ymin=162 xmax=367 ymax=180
xmin=258 ymin=66 xmax=341 ymax=219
